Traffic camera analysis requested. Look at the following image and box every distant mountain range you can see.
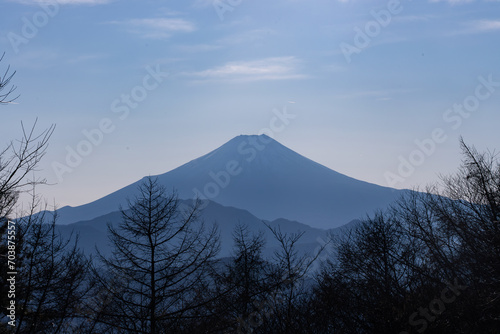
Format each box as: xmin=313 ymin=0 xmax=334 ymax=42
xmin=52 ymin=134 xmax=406 ymax=229
xmin=56 ymin=199 xmax=345 ymax=259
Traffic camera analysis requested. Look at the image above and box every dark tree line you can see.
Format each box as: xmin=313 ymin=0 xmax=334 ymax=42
xmin=309 ymin=138 xmax=500 ymax=334
xmin=12 ymin=197 xmax=91 ymax=334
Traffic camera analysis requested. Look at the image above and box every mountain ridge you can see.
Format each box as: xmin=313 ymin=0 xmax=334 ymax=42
xmin=56 ymin=199 xmax=332 ymax=258
xmin=51 ymin=134 xmax=406 ymax=229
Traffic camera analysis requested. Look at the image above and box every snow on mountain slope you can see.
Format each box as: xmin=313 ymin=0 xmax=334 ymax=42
xmin=52 ymin=135 xmax=406 ymax=229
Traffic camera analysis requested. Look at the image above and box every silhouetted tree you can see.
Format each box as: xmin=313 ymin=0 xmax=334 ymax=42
xmin=216 ymin=225 xmax=274 ymax=333
xmin=392 ymin=138 xmax=500 ymax=332
xmin=261 ymin=223 xmax=322 ymax=334
xmin=90 ymin=177 xmax=220 ymax=333
xmin=12 ymin=193 xmax=92 ymax=334
xmin=311 ymin=212 xmax=424 ymax=334
xmin=311 ymin=139 xmax=500 ymax=333
xmin=1 ymin=57 xmax=61 ymax=333
xmin=200 ymin=223 xmax=321 ymax=334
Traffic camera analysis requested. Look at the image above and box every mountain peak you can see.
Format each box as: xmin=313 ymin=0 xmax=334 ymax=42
xmin=52 ymin=134 xmax=404 ymax=229
xmin=221 ymin=134 xmax=279 ymax=150
xmin=193 ymin=134 xmax=294 ymax=168
xmin=234 ymin=134 xmax=272 ymax=139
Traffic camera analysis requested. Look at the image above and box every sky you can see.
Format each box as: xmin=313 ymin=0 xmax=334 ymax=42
xmin=1 ymin=0 xmax=499 ymax=210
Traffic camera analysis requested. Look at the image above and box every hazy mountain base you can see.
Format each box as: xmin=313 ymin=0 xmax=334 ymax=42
xmin=55 ymin=199 xmax=358 ymax=260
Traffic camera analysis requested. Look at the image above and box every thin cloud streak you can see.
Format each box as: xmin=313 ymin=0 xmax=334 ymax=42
xmin=127 ymin=18 xmax=196 ymax=32
xmin=185 ymin=57 xmax=309 ymax=83
xmin=8 ymin=0 xmax=111 ymax=5
xmin=470 ymin=19 xmax=500 ymax=32
xmin=447 ymin=19 xmax=500 ymax=35
xmin=108 ymin=18 xmax=197 ymax=39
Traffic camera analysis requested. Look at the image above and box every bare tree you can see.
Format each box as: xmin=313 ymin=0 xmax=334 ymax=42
xmin=310 ymin=139 xmax=500 ymax=333
xmin=393 ymin=138 xmax=500 ymax=331
xmin=1 ymin=57 xmax=63 ymax=333
xmin=205 ymin=223 xmax=323 ymax=334
xmin=0 ymin=121 xmax=55 ymax=219
xmin=261 ymin=223 xmax=323 ymax=334
xmin=1 ymin=54 xmax=54 ymax=218
xmin=310 ymin=212 xmax=422 ymax=334
xmin=205 ymin=224 xmax=272 ymax=333
xmin=0 ymin=52 xmax=18 ymax=105
xmin=12 ymin=190 xmax=92 ymax=334
xmin=90 ymin=177 xmax=220 ymax=334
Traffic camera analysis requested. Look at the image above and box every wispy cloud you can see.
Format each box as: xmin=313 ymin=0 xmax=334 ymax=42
xmin=185 ymin=57 xmax=308 ymax=83
xmin=8 ymin=0 xmax=111 ymax=5
xmin=109 ymin=18 xmax=196 ymax=39
xmin=468 ymin=19 xmax=500 ymax=32
xmin=448 ymin=19 xmax=500 ymax=35
xmin=127 ymin=18 xmax=196 ymax=32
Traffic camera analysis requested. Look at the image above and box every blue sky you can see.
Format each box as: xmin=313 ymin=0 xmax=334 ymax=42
xmin=1 ymin=0 xmax=499 ymax=209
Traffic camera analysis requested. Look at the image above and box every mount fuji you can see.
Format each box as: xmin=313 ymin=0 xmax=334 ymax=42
xmin=53 ymin=135 xmax=406 ymax=229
